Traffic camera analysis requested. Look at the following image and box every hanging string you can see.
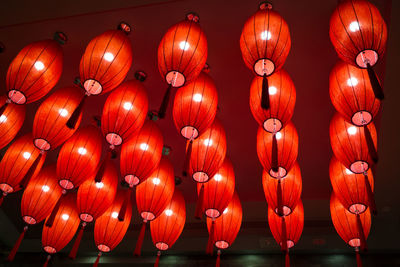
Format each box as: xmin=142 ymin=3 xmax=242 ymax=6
xmin=20 ymin=150 xmax=45 ymax=189
xmin=67 ymin=93 xmax=88 ymax=129
xmin=43 ymin=254 xmax=51 ymax=267
xmin=271 ymin=133 xmax=279 ymax=173
xmin=281 ymin=217 xmax=288 ymax=252
xmin=154 ymin=251 xmax=161 ymax=267
xmin=182 ymin=139 xmax=193 ymax=177
xmin=215 ymin=249 xmax=221 ymax=267
xmin=7 ymin=225 xmax=28 ymax=261
xmin=68 ymin=222 xmax=86 ymax=259
xmin=285 ymin=249 xmax=290 ymax=267
xmin=355 ymin=247 xmax=363 ymax=267
xmin=356 ymin=214 xmax=367 ymax=251
xmin=277 ymin=178 xmax=284 ymax=216
xmin=93 ymin=252 xmax=102 ymax=267
xmin=363 ymin=171 xmax=377 ymax=216
xmin=261 ymin=73 xmax=270 ymax=110
xmin=195 ymin=184 xmax=205 ymax=219
xmin=363 ymin=125 xmax=378 ymax=163
xmin=158 ymin=83 xmax=172 ymax=119
xmin=118 ymin=189 xmax=132 ymax=222
xmin=134 ymin=220 xmax=147 ymax=256
xmin=366 ymin=62 xmax=384 ymax=100
xmin=0 ymin=191 xmax=6 ymax=207
xmin=94 ymin=151 xmax=112 ymax=183
xmin=45 ymin=189 xmax=66 ymax=227
xmin=206 ymin=219 xmax=215 ymax=255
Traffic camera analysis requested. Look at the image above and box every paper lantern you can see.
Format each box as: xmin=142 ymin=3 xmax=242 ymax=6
xmin=0 ymin=96 xmax=25 ymax=150
xmin=257 ymin=122 xmax=298 ymax=178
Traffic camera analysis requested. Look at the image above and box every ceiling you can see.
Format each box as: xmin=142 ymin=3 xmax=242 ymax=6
xmin=0 ymin=0 xmax=399 ymax=264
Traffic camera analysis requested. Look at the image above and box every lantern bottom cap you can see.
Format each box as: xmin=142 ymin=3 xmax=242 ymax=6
xmin=349 ymin=238 xmax=361 ymax=248
xmin=351 ymin=111 xmax=372 ymax=126
xmin=215 ymin=240 xmax=229 ymax=249
xmin=264 ymin=118 xmax=283 ymax=133
xmin=155 ymin=242 xmax=169 ymax=251
xmin=141 ymin=211 xmax=155 ymax=221
xmin=166 ymin=70 xmax=185 ymax=87
xmin=80 ymin=213 xmax=94 ymax=222
xmin=349 ymin=203 xmax=367 ymax=214
xmin=279 ymin=240 xmax=295 ymax=249
xmin=206 ymin=208 xmax=221 ymax=218
xmin=356 ymin=49 xmax=378 ymax=69
xmin=43 ymin=246 xmax=56 ymax=254
xmin=181 ymin=126 xmax=199 ymax=140
xmin=97 ymin=244 xmax=110 ymax=252
xmin=22 ymin=215 xmax=37 ymax=225
xmin=84 ymin=79 xmax=102 ymax=95
xmin=274 ymin=205 xmax=292 ymax=216
xmin=0 ymin=183 xmax=14 ymax=193
xmin=350 ymin=161 xmax=369 ymax=174
xmin=59 ymin=179 xmax=74 ymax=190
xmin=8 ymin=89 xmax=26 ymax=104
xmin=124 ymin=175 xmax=140 ymax=187
xmin=254 ymin=58 xmax=275 ymax=76
xmin=269 ymin=167 xmax=287 ymax=179
xmin=193 ymin=171 xmax=209 ymax=183
xmin=34 ymin=138 xmax=51 ymax=151
xmin=106 ymin=133 xmax=123 ymax=146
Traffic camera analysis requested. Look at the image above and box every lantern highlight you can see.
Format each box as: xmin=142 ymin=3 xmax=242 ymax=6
xmin=0 ymin=96 xmax=25 ymax=150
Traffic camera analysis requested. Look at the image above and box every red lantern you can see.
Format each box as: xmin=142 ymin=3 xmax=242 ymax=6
xmin=329 ymin=113 xmax=377 ymax=174
xmin=189 ymin=118 xmax=227 ymax=183
xmin=120 ymin=120 xmax=164 ymax=187
xmin=101 ymin=72 xmax=149 ymax=148
xmin=0 ymin=96 xmax=25 ymax=149
xmin=134 ymin=156 xmax=175 ymax=255
xmin=33 ymin=87 xmax=83 ymax=151
xmin=262 ymin=162 xmax=302 ymax=216
xmin=257 ymin=122 xmax=298 ymax=178
xmin=249 ymin=69 xmax=296 ymax=133
xmin=157 ymin=13 xmax=208 ymax=118
xmin=57 ymin=125 xmax=103 ymax=190
xmin=329 ymin=61 xmax=380 ymax=126
xmin=94 ymin=190 xmax=132 ymax=265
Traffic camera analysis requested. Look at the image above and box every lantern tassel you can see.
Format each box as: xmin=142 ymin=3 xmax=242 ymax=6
xmin=206 ymin=219 xmax=215 ymax=255
xmin=182 ymin=139 xmax=193 ymax=177
xmin=118 ymin=190 xmax=132 ymax=222
xmin=66 ymin=94 xmax=87 ymax=129
xmin=7 ymin=226 xmax=28 ymax=261
xmin=68 ymin=222 xmax=86 ymax=259
xmin=366 ymin=63 xmax=384 ymax=100
xmin=277 ymin=179 xmax=284 ymax=216
xmin=355 ymin=248 xmax=363 ymax=267
xmin=93 ymin=252 xmax=102 ymax=267
xmin=0 ymin=99 xmax=10 ymax=117
xmin=0 ymin=192 xmax=5 ymax=206
xmin=158 ymin=83 xmax=172 ymax=119
xmin=20 ymin=151 xmax=45 ymax=189
xmin=281 ymin=217 xmax=288 ymax=252
xmin=43 ymin=255 xmax=51 ymax=267
xmin=45 ymin=191 xmax=65 ymax=227
xmin=271 ymin=133 xmax=279 ymax=173
xmin=154 ymin=251 xmax=161 ymax=267
xmin=216 ymin=249 xmax=221 ymax=267
xmin=356 ymin=214 xmax=367 ymax=251
xmin=285 ymin=250 xmax=290 ymax=267
xmin=363 ymin=173 xmax=377 ymax=216
xmin=195 ymin=184 xmax=204 ymax=219
xmin=363 ymin=125 xmax=378 ymax=164
xmin=94 ymin=151 xmax=111 ymax=183
xmin=261 ymin=73 xmax=270 ymax=110
xmin=134 ymin=221 xmax=147 ymax=256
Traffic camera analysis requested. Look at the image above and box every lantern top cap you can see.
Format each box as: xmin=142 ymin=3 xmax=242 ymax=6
xmin=135 ymin=71 xmax=147 ymax=82
xmin=259 ymin=1 xmax=273 ymax=10
xmin=203 ymin=63 xmax=210 ymax=73
xmin=186 ymin=12 xmax=200 ymax=23
xmin=54 ymin=32 xmax=68 ymax=45
xmin=117 ymin=21 xmax=131 ymax=35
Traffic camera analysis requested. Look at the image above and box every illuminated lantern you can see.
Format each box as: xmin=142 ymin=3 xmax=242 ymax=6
xmin=150 ymin=189 xmax=186 ymax=266
xmin=196 ymin=158 xmax=235 ymax=220
xmin=41 ymin=193 xmax=80 ymax=266
xmin=120 ymin=120 xmax=164 ymax=187
xmin=101 ymin=71 xmax=149 ymax=149
xmin=329 ymin=0 xmax=387 ymax=100
xmin=0 ymin=96 xmax=25 ymax=150
xmin=240 ymin=2 xmax=291 ymax=110
xmin=262 ymin=162 xmax=302 ymax=217
xmin=330 ymin=193 xmax=371 ymax=266
xmin=189 ymin=118 xmax=227 ymax=183
xmin=33 ymin=87 xmax=83 ymax=152
xmin=0 ymin=133 xmax=45 ymax=205
xmin=249 ymin=69 xmax=296 ymax=133
xmin=206 ymin=192 xmax=242 ymax=264
xmin=329 ymin=61 xmax=380 ymax=126
xmin=157 ymin=13 xmax=208 ymax=118
xmin=7 ymin=165 xmax=61 ymax=261
xmin=67 ymin=22 xmax=133 ymax=129
xmin=268 ymin=200 xmax=304 ymax=267
xmin=257 ymin=122 xmax=298 ymax=178
xmin=134 ymin=156 xmax=175 ymax=256
xmin=94 ymin=190 xmax=132 ymax=266
xmin=57 ymin=125 xmax=102 ymax=190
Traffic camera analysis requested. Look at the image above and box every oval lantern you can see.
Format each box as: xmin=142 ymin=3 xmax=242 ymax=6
xmin=262 ymin=162 xmax=302 ymax=217
xmin=206 ymin=192 xmax=242 ymax=264
xmin=257 ymin=122 xmax=298 ymax=178
xmin=189 ymin=118 xmax=227 ymax=183
xmin=120 ymin=120 xmax=164 ymax=187
xmin=329 ymin=0 xmax=387 ymax=100
xmin=57 ymin=125 xmax=103 ymax=190
xmin=329 ymin=61 xmax=380 ymax=126
xmin=41 ymin=192 xmax=80 ymax=266
xmin=157 ymin=13 xmax=208 ymax=118
xmin=134 ymin=156 xmax=175 ymax=256
xmin=101 ymin=71 xmax=149 ymax=148
xmin=330 ymin=193 xmax=371 ymax=266
xmin=0 ymin=133 xmax=45 ymax=204
xmin=0 ymin=96 xmax=25 ymax=150
xmin=94 ymin=190 xmax=132 ymax=266
xmin=250 ymin=69 xmax=296 ymax=133
xmin=150 ymin=189 xmax=186 ymax=266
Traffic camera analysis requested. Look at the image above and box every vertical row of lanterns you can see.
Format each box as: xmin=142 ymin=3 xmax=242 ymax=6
xmin=240 ymin=2 xmax=304 ymax=266
xmin=328 ymin=0 xmax=387 ymax=266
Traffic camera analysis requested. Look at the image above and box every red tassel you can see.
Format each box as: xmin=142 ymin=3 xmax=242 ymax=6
xmin=277 ymin=179 xmax=284 ymax=216
xmin=0 ymin=100 xmax=10 ymax=117
xmin=118 ymin=190 xmax=132 ymax=222
xmin=281 ymin=217 xmax=288 ymax=252
xmin=195 ymin=185 xmax=204 ymax=219
xmin=93 ymin=252 xmax=102 ymax=267
xmin=355 ymin=248 xmax=363 ymax=267
xmin=271 ymin=133 xmax=279 ymax=173
xmin=363 ymin=125 xmax=378 ymax=164
xmin=182 ymin=139 xmax=193 ymax=177
xmin=363 ymin=173 xmax=377 ymax=216
xmin=261 ymin=73 xmax=270 ymax=110
xmin=68 ymin=222 xmax=86 ymax=259
xmin=285 ymin=250 xmax=290 ymax=267
xmin=0 ymin=192 xmax=5 ymax=206
xmin=356 ymin=214 xmax=367 ymax=251
xmin=134 ymin=221 xmax=147 ymax=256
xmin=154 ymin=251 xmax=161 ymax=267
xmin=67 ymin=94 xmax=87 ymax=129
xmin=216 ymin=250 xmax=221 ymax=267
xmin=366 ymin=62 xmax=384 ymax=100
xmin=43 ymin=255 xmax=51 ymax=267
xmin=158 ymin=84 xmax=172 ymax=119
xmin=95 ymin=152 xmax=111 ymax=183
xmin=206 ymin=220 xmax=215 ymax=255
xmin=20 ymin=151 xmax=45 ymax=189
xmin=7 ymin=226 xmax=28 ymax=261
xmin=45 ymin=191 xmax=66 ymax=227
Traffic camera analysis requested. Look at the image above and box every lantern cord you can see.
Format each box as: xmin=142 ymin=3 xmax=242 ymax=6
xmin=93 ymin=252 xmax=102 ymax=267
xmin=195 ymin=184 xmax=205 ymax=219
xmin=216 ymin=249 xmax=221 ymax=267
xmin=363 ymin=125 xmax=378 ymax=164
xmin=134 ymin=220 xmax=147 ymax=256
xmin=277 ymin=179 xmax=284 ymax=216
xmin=261 ymin=73 xmax=270 ymax=110
xmin=0 ymin=98 xmax=11 ymax=117
xmin=7 ymin=225 xmax=28 ymax=262
xmin=363 ymin=173 xmax=377 ymax=216
xmin=45 ymin=190 xmax=66 ymax=228
xmin=20 ymin=150 xmax=45 ymax=189
xmin=355 ymin=247 xmax=363 ymax=267
xmin=206 ymin=219 xmax=215 ymax=255
xmin=285 ymin=249 xmax=290 ymax=267
xmin=68 ymin=222 xmax=86 ymax=259
xmin=356 ymin=214 xmax=367 ymax=251
xmin=182 ymin=139 xmax=193 ymax=177
xmin=94 ymin=151 xmax=112 ymax=183
xmin=0 ymin=191 xmax=6 ymax=207
xmin=366 ymin=63 xmax=384 ymax=100
xmin=118 ymin=189 xmax=132 ymax=222
xmin=158 ymin=83 xmax=172 ymax=119
xmin=66 ymin=94 xmax=88 ymax=129
xmin=43 ymin=254 xmax=51 ymax=267
xmin=271 ymin=133 xmax=279 ymax=173
xmin=154 ymin=251 xmax=161 ymax=267
xmin=281 ymin=217 xmax=288 ymax=252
